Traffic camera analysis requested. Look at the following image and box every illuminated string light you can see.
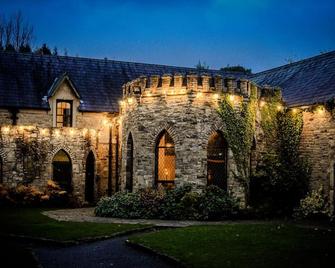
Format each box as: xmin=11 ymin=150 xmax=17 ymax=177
xmin=276 ymin=104 xmax=283 ymax=111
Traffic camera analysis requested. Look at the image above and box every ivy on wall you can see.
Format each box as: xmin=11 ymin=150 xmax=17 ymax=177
xmin=253 ymin=95 xmax=310 ymax=214
xmin=15 ymin=135 xmax=49 ymax=184
xmin=217 ymin=85 xmax=257 ymax=194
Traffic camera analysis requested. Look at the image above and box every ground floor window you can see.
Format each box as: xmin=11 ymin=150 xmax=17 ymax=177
xmin=52 ymin=150 xmax=72 ymax=192
xmin=155 ymin=130 xmax=175 ymax=188
xmin=207 ymin=131 xmax=228 ymax=190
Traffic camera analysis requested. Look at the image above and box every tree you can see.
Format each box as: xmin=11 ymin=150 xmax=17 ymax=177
xmin=221 ymin=65 xmax=252 ymax=74
xmin=195 ymin=60 xmax=209 ymax=71
xmin=0 ymin=11 xmax=34 ymax=52
xmin=34 ymin=43 xmax=51 ymax=55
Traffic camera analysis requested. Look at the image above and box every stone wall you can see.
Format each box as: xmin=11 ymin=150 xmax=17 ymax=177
xmin=300 ymin=109 xmax=335 ymax=211
xmin=0 ymin=109 xmax=120 ymax=203
xmin=119 ymin=74 xmax=279 ymax=205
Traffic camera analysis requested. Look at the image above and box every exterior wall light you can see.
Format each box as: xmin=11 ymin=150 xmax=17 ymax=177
xmin=196 ymin=92 xmax=203 ymax=98
xmin=69 ymin=129 xmax=75 ymax=135
xmin=54 ymin=129 xmax=60 ymax=137
xmin=259 ymin=100 xmax=266 ymax=108
xmin=292 ymin=108 xmax=298 ymax=114
xmin=229 ymin=94 xmax=235 ymax=102
xmin=213 ymin=93 xmax=219 ymax=99
xmin=316 ymin=106 xmax=325 ymax=115
xmin=2 ymin=126 xmax=10 ymax=134
xmin=128 ymin=97 xmax=133 ymax=104
xmin=276 ymin=104 xmax=283 ymax=111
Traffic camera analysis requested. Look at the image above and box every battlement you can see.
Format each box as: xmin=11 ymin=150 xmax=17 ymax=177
xmin=122 ymin=73 xmax=280 ymax=101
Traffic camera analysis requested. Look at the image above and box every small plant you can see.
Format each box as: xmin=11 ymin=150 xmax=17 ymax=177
xmin=293 ymin=187 xmax=331 ymax=219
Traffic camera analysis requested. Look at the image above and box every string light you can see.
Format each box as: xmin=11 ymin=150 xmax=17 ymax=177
xmin=276 ymin=104 xmax=283 ymax=111
xmin=316 ymin=106 xmax=325 ymax=115
xmin=196 ymin=92 xmax=203 ymax=98
xmin=2 ymin=126 xmax=10 ymax=134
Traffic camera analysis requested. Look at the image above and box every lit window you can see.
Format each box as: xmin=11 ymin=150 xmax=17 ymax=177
xmin=207 ymin=131 xmax=228 ymax=190
xmin=56 ymin=100 xmax=73 ymax=127
xmin=155 ymin=130 xmax=175 ymax=188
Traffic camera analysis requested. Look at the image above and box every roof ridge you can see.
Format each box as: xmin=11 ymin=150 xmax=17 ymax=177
xmin=252 ymin=50 xmax=335 ymax=76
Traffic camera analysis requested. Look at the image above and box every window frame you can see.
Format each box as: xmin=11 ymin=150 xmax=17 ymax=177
xmin=155 ymin=130 xmax=176 ymax=187
xmin=56 ymin=100 xmax=73 ymax=127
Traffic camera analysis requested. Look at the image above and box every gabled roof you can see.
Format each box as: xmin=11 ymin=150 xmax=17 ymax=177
xmin=47 ymin=72 xmax=81 ymax=99
xmin=251 ymin=51 xmax=335 ymax=107
xmin=0 ymin=51 xmax=244 ymax=112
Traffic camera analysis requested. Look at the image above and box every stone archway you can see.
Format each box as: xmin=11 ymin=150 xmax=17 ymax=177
xmin=85 ymin=151 xmax=95 ymax=203
xmin=207 ymin=131 xmax=228 ymax=190
xmin=52 ymin=149 xmax=72 ymax=192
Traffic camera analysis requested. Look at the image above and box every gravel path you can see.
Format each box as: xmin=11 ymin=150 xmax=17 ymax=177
xmin=34 ymin=235 xmax=173 ymax=268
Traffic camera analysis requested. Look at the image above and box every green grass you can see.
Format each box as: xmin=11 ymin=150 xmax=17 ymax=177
xmin=130 ymin=224 xmax=335 ymax=268
xmin=0 ymin=207 xmax=148 ymax=241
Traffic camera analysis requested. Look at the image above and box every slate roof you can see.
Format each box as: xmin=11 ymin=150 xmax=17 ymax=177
xmin=251 ymin=51 xmax=335 ymax=107
xmin=0 ymin=51 xmax=243 ymax=112
xmin=1 ymin=51 xmax=334 ymax=111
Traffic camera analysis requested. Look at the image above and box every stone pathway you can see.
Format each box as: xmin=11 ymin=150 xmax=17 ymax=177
xmin=34 ymin=235 xmax=173 ymax=268
xmin=43 ymin=208 xmax=261 ymax=227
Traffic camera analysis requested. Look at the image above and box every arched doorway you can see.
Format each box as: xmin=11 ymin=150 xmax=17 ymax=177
xmin=125 ymin=133 xmax=134 ymax=192
xmin=52 ymin=150 xmax=72 ymax=192
xmin=155 ymin=130 xmax=176 ymax=188
xmin=207 ymin=131 xmax=228 ymax=190
xmin=85 ymin=151 xmax=95 ymax=203
xmin=0 ymin=156 xmax=3 ymax=183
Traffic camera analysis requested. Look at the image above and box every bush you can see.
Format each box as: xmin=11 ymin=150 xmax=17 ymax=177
xmin=198 ymin=186 xmax=239 ymax=220
xmin=0 ymin=180 xmax=71 ymax=207
xmin=293 ymin=187 xmax=331 ymax=219
xmin=95 ymin=185 xmax=239 ymax=220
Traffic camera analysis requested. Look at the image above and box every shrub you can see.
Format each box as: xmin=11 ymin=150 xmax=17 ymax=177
xmin=0 ymin=180 xmax=71 ymax=207
xmin=293 ymin=187 xmax=331 ymax=219
xmin=95 ymin=185 xmax=239 ymax=220
xmin=198 ymin=185 xmax=239 ymax=220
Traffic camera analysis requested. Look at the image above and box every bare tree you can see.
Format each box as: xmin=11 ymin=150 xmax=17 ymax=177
xmin=0 ymin=11 xmax=34 ymax=51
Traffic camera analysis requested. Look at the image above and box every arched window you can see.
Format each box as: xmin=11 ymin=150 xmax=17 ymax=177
xmin=52 ymin=150 xmax=72 ymax=192
xmin=207 ymin=131 xmax=228 ymax=190
xmin=155 ymin=130 xmax=176 ymax=188
xmin=125 ymin=133 xmax=134 ymax=192
xmin=0 ymin=156 xmax=3 ymax=184
xmin=85 ymin=151 xmax=95 ymax=203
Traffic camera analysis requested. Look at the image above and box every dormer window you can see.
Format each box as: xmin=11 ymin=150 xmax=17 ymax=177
xmin=56 ymin=100 xmax=73 ymax=127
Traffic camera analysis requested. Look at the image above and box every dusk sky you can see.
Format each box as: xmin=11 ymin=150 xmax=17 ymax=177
xmin=2 ymin=0 xmax=335 ymax=72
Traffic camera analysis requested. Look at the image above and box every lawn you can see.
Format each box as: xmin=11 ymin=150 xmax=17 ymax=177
xmin=0 ymin=207 xmax=148 ymax=241
xmin=129 ymin=223 xmax=335 ymax=268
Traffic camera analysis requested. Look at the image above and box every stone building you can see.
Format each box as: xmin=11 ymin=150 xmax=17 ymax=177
xmin=0 ymin=51 xmax=335 ymax=209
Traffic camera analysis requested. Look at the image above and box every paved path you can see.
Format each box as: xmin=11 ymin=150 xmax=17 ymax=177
xmin=43 ymin=208 xmax=265 ymax=227
xmin=34 ymin=235 xmax=173 ymax=268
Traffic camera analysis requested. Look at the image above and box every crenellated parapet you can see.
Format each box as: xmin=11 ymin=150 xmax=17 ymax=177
xmin=122 ymin=73 xmax=280 ymax=100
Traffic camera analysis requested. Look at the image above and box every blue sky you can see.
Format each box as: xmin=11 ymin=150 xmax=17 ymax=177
xmin=1 ymin=0 xmax=334 ymax=72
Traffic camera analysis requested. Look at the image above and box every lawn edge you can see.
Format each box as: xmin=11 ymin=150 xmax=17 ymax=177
xmin=0 ymin=225 xmax=155 ymax=246
xmin=125 ymin=239 xmax=187 ymax=268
